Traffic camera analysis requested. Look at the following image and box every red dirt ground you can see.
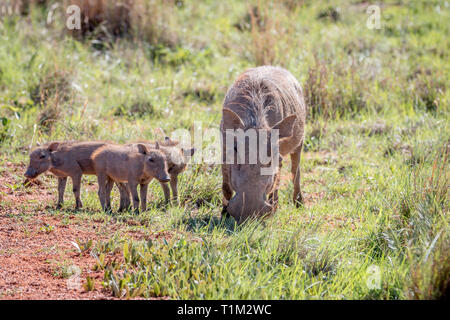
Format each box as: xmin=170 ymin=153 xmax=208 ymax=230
xmin=0 ymin=162 xmax=152 ymax=300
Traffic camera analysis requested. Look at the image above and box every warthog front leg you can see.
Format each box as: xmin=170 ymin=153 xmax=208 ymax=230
xmin=105 ymin=178 xmax=114 ymax=211
xmin=117 ymin=183 xmax=130 ymax=212
xmin=128 ymin=182 xmax=140 ymax=213
xmin=290 ymin=144 xmax=303 ymax=207
xmin=161 ymin=182 xmax=171 ymax=204
xmin=170 ymin=175 xmax=179 ymax=204
xmin=96 ymin=172 xmax=108 ymax=211
xmin=268 ymin=163 xmax=282 ymax=211
xmin=159 ymin=174 xmax=180 ymax=205
xmin=71 ymin=172 xmax=83 ymax=210
xmin=140 ymin=183 xmax=148 ymax=212
xmin=268 ymin=189 xmax=279 ymax=210
xmin=221 ymin=164 xmax=233 ymax=217
xmin=56 ymin=177 xmax=67 ymax=209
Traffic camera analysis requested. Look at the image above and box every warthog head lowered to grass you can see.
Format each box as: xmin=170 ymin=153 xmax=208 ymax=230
xmin=222 ymin=108 xmax=298 ymax=222
xmin=221 ymin=66 xmax=306 ymax=224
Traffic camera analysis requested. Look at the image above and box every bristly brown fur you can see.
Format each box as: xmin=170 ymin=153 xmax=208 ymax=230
xmin=223 ymin=66 xmax=307 ymax=132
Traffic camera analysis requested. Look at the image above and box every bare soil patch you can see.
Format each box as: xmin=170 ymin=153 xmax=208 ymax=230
xmin=0 ymin=162 xmax=153 ymax=299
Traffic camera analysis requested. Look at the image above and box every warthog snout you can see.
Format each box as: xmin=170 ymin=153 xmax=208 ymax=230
xmin=159 ymin=175 xmax=171 ymax=183
xmin=227 ymin=192 xmax=273 ymax=223
xmin=24 ymin=167 xmax=37 ymax=179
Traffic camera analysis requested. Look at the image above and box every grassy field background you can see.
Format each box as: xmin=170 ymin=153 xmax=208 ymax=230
xmin=0 ymin=0 xmax=448 ymax=299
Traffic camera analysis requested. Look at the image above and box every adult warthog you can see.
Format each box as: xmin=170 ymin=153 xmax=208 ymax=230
xmin=221 ymin=66 xmax=306 ymax=223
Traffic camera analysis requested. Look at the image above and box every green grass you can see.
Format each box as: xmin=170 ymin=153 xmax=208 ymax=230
xmin=0 ymin=0 xmax=448 ymax=299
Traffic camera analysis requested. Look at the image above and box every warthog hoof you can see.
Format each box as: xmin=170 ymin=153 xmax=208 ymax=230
xmin=221 ymin=205 xmax=230 ymax=218
xmin=294 ymin=193 xmax=304 ymax=208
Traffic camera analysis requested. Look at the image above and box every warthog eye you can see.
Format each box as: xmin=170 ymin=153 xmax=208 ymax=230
xmin=39 ymin=154 xmax=46 ymax=159
xmin=148 ymin=158 xmax=154 ymax=163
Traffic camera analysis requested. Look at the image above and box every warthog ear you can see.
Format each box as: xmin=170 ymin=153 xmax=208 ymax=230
xmin=272 ymin=115 xmax=297 ymax=155
xmin=155 ymin=141 xmax=160 ymax=149
xmin=182 ymin=147 xmax=196 ymax=157
xmin=272 ymin=115 xmax=296 ymax=139
xmin=47 ymin=142 xmax=60 ymax=152
xmin=163 ymin=136 xmax=179 ymax=146
xmin=222 ymin=108 xmax=244 ymax=130
xmin=136 ymin=144 xmax=149 ymax=155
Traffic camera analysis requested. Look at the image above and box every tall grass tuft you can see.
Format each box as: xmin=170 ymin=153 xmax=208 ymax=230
xmin=245 ymin=3 xmax=283 ymax=66
xmin=403 ymin=145 xmax=448 ymax=298
xmin=130 ymin=0 xmax=178 ymax=48
xmin=304 ymin=55 xmax=369 ymax=120
xmin=409 ymin=69 xmax=446 ymax=113
xmin=31 ymin=68 xmax=73 ymax=107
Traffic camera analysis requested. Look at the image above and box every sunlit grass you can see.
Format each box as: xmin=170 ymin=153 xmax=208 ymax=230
xmin=0 ymin=0 xmax=448 ymax=299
